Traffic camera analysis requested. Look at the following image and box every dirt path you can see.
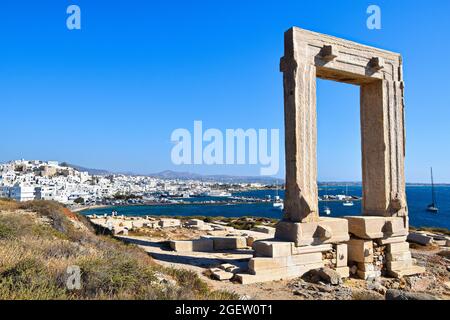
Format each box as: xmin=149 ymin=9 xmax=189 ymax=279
xmin=117 ymin=235 xmax=302 ymax=299
xmin=117 ymin=235 xmax=450 ymax=300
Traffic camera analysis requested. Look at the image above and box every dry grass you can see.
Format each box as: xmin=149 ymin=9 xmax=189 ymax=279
xmin=0 ymin=200 xmax=239 ymax=300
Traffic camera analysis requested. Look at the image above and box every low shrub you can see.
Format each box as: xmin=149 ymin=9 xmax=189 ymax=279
xmin=0 ymin=258 xmax=68 ymax=300
xmin=0 ymin=200 xmax=242 ymax=300
xmin=0 ymin=214 xmax=34 ymax=240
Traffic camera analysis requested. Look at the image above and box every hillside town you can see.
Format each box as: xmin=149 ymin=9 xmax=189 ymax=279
xmin=0 ymin=160 xmax=267 ymax=206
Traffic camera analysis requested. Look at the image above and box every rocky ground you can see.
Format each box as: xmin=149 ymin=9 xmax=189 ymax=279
xmin=120 ymin=226 xmax=450 ymax=300
xmin=207 ymin=245 xmax=450 ymax=300
xmin=286 ymin=244 xmax=450 ymax=300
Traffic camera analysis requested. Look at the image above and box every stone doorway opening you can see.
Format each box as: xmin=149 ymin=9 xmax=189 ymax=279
xmin=316 ymin=79 xmax=361 ymax=216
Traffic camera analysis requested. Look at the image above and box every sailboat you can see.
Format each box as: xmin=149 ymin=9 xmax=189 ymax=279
xmin=322 ymin=183 xmax=331 ymax=215
xmin=343 ymin=184 xmax=354 ymax=207
xmin=427 ymin=167 xmax=439 ymax=213
xmin=273 ymin=182 xmax=284 ymax=211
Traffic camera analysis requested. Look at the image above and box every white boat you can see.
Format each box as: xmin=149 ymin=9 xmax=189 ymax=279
xmin=273 ymin=201 xmax=284 ymax=210
xmin=322 ymin=184 xmax=331 ymax=215
xmin=273 ymin=195 xmax=284 ymax=210
xmin=343 ymin=200 xmax=354 ymax=207
xmin=206 ymin=190 xmax=232 ymax=197
xmin=273 ymin=183 xmax=284 ymax=210
xmin=343 ymin=184 xmax=354 ymax=207
xmin=427 ymin=167 xmax=439 ymax=213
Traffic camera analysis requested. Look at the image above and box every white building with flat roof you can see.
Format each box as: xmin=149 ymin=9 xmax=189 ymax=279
xmin=35 ymin=185 xmax=57 ymax=201
xmin=9 ymin=185 xmax=36 ymax=202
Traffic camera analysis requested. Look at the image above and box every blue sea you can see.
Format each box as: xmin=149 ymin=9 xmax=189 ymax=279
xmin=82 ymin=185 xmax=450 ymax=230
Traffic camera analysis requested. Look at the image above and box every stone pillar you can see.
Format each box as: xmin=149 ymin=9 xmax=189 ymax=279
xmin=360 ymin=79 xmax=407 ymax=218
xmin=280 ymin=29 xmax=319 ymax=223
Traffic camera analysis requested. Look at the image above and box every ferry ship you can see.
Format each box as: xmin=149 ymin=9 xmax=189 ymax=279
xmin=204 ymin=190 xmax=232 ymax=197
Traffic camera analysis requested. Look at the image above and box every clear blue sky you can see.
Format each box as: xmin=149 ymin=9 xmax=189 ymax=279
xmin=1 ymin=0 xmax=449 ymax=182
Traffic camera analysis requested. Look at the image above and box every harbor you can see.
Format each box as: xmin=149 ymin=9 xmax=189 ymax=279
xmin=82 ymin=185 xmax=450 ymax=230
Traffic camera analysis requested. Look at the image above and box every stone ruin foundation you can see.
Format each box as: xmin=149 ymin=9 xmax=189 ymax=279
xmin=345 ymin=216 xmax=423 ymax=279
xmin=236 ymin=27 xmax=425 ymax=284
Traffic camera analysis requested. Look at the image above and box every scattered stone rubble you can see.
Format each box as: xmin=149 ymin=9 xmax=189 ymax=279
xmin=87 ymin=213 xmax=449 ymax=299
xmin=290 ymin=278 xmax=355 ymax=300
xmin=287 ymin=251 xmax=449 ymax=300
xmin=88 ymin=215 xmax=274 ymax=252
xmin=408 ymin=231 xmax=450 ymax=247
xmin=208 ymin=263 xmax=246 ymax=281
xmin=89 ymin=214 xmax=435 ymax=287
xmin=89 ymin=214 xmax=184 ymax=235
xmin=345 ymin=217 xmax=425 ymax=279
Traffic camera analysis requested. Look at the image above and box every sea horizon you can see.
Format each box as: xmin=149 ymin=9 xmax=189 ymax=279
xmin=82 ymin=184 xmax=450 ymax=230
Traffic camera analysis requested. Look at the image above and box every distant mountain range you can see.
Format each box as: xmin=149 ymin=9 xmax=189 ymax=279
xmin=63 ymin=163 xmax=282 ymax=184
xmin=62 ymin=163 xmax=449 ymax=185
xmin=149 ymin=170 xmax=282 ymax=184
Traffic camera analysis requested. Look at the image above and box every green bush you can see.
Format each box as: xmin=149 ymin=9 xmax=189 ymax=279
xmin=0 ymin=258 xmax=68 ymax=300
xmin=0 ymin=222 xmax=15 ymax=240
xmin=0 ymin=214 xmax=33 ymax=240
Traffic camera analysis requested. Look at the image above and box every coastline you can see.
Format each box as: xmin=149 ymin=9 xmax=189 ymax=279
xmin=71 ymin=200 xmax=265 ymax=213
xmin=78 ymin=205 xmax=450 ymax=233
xmin=71 ymin=205 xmax=110 ymax=213
xmin=73 ymin=185 xmax=450 ymax=230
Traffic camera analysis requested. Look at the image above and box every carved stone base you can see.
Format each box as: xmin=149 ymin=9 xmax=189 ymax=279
xmin=344 ymin=216 xmax=408 ymax=239
xmin=274 ymin=217 xmax=349 ymax=246
xmin=346 ymin=216 xmax=424 ymax=279
xmin=236 ymin=239 xmax=348 ymax=284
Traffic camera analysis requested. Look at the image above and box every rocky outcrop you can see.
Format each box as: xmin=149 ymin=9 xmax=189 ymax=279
xmin=385 ymin=289 xmax=439 ymax=300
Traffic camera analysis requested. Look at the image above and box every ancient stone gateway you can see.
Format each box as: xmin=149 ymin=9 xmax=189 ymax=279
xmin=237 ymin=27 xmax=424 ymax=284
xmin=279 ymin=27 xmax=407 ymax=223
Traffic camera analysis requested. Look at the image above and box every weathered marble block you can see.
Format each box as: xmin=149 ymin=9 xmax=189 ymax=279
xmin=347 ymin=239 xmax=374 ymax=263
xmin=201 ymin=236 xmax=248 ymax=250
xmin=335 ymin=266 xmax=350 ymax=278
xmin=386 ymin=251 xmax=412 ymax=262
xmin=291 ymin=243 xmax=333 ymax=255
xmin=345 ymin=216 xmax=407 ymax=240
xmin=252 ymin=240 xmax=293 ymax=257
xmin=169 ymin=239 xmax=214 ymax=252
xmin=386 ymin=259 xmax=414 ymax=270
xmin=335 ymin=243 xmax=348 ymax=267
xmin=274 ymin=217 xmax=349 ymax=246
xmin=387 ymin=242 xmax=410 ymax=253
xmin=407 ymin=232 xmax=434 ymax=245
xmin=237 ymin=262 xmax=324 ymax=285
xmin=249 ymin=252 xmax=322 ymax=273
xmin=159 ymin=218 xmax=181 ymax=228
xmin=376 ymin=235 xmax=407 ymax=245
